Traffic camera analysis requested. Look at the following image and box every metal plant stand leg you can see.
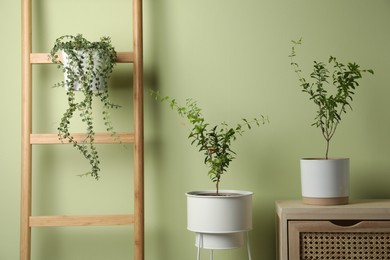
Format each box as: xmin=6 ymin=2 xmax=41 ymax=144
xmin=197 ymin=233 xmax=202 ymax=260
xmin=246 ymin=232 xmax=252 ymax=260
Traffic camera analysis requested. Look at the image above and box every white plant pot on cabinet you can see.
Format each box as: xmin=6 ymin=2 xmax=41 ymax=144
xmin=300 ymin=158 xmax=349 ymax=205
xmin=186 ymin=190 xmax=252 ymax=250
xmin=61 ymin=50 xmax=106 ymax=91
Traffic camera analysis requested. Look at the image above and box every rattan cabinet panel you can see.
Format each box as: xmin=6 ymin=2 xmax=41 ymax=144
xmin=289 ymin=221 xmax=390 ymax=259
xmin=276 ymin=200 xmax=390 ymax=260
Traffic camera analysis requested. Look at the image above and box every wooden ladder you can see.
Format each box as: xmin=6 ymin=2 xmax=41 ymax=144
xmin=20 ymin=0 xmax=144 ymax=259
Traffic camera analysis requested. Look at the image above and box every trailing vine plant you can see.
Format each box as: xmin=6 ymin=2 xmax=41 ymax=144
xmin=152 ymin=91 xmax=269 ymax=195
xmin=50 ymin=34 xmax=120 ymax=179
xmin=289 ymin=38 xmax=374 ymax=159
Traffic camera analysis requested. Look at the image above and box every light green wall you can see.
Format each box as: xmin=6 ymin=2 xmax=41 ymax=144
xmin=1 ymin=0 xmax=389 ymax=259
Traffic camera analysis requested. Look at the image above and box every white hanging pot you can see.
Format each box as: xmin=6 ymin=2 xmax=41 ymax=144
xmin=300 ymin=158 xmax=349 ymax=205
xmin=61 ymin=50 xmax=106 ymax=91
xmin=186 ymin=190 xmax=252 ymax=249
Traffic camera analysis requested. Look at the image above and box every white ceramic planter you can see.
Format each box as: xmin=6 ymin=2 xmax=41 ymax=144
xmin=300 ymin=158 xmax=349 ymax=205
xmin=186 ymin=190 xmax=252 ymax=249
xmin=61 ymin=50 xmax=105 ymax=91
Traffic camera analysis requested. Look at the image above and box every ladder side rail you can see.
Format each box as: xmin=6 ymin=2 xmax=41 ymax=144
xmin=133 ymin=0 xmax=144 ymax=259
xmin=21 ymin=0 xmax=32 ymax=259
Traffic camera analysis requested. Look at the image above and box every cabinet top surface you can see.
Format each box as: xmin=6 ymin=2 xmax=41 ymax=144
xmin=276 ymin=200 xmax=390 ymax=219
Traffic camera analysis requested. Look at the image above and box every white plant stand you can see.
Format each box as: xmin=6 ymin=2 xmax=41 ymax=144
xmin=195 ymin=232 xmax=252 ymax=260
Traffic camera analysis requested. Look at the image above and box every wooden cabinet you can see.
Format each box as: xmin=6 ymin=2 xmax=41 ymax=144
xmin=276 ymin=200 xmax=390 ymax=259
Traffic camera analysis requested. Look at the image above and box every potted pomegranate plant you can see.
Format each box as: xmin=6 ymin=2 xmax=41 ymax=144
xmin=290 ymin=38 xmax=374 ymax=205
xmin=152 ymin=91 xmax=268 ymax=250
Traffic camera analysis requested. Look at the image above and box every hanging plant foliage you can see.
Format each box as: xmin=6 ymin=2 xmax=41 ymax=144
xmin=50 ymin=34 xmax=120 ymax=179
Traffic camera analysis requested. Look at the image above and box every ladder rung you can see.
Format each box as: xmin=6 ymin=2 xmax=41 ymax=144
xmin=29 ymin=214 xmax=135 ymax=227
xmin=116 ymin=52 xmax=134 ymax=63
xmin=30 ymin=132 xmax=134 ymax=144
xmin=30 ymin=52 xmax=134 ymax=64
